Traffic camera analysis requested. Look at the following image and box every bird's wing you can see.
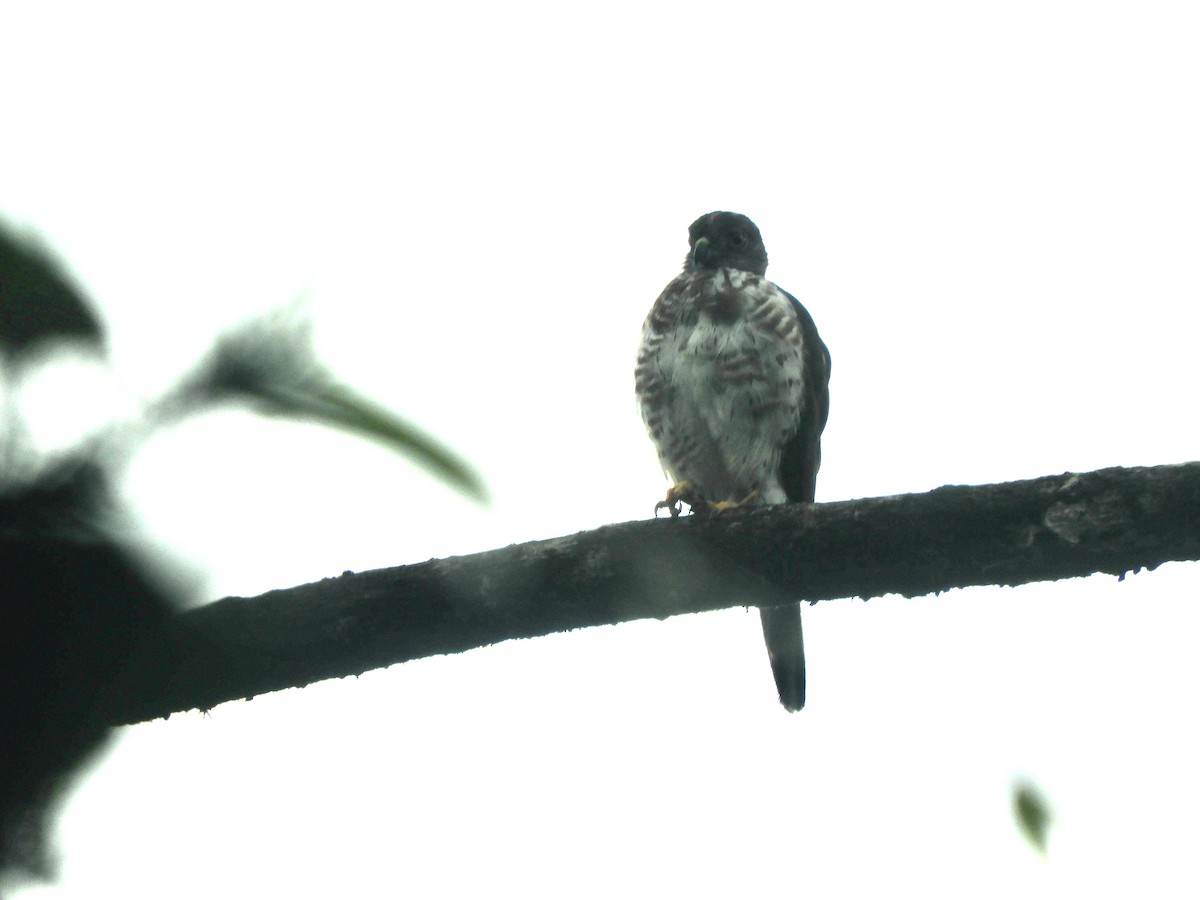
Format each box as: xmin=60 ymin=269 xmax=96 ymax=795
xmin=778 ymin=289 xmax=830 ymax=504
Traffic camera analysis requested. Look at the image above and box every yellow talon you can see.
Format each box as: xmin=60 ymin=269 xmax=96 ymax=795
xmin=656 ymin=485 xmax=759 ymax=517
xmin=707 ymin=490 xmax=760 ymax=513
xmin=655 ymin=481 xmax=697 ymax=518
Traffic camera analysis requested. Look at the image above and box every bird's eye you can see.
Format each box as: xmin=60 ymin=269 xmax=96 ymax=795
xmin=729 ymin=233 xmax=746 ymax=247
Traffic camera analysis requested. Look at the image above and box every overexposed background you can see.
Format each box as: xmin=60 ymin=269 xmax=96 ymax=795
xmin=3 ymin=2 xmax=1199 ymax=897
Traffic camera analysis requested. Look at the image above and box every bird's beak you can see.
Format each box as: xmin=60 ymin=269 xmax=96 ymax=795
xmin=691 ymin=236 xmax=711 ymax=268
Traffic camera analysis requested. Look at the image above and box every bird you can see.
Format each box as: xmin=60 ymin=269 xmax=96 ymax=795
xmin=634 ymin=211 xmax=830 ymax=711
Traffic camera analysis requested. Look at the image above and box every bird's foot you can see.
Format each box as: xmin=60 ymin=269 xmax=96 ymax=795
xmin=655 ymin=481 xmax=703 ymax=518
xmin=706 ymin=490 xmax=760 ymax=513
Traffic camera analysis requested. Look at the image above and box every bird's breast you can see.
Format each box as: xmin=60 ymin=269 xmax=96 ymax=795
xmin=697 ymin=269 xmax=749 ymax=324
xmin=635 ymin=268 xmax=811 ymax=504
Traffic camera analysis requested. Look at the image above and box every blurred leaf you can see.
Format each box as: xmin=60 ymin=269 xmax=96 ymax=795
xmin=1013 ymin=780 xmax=1052 ymax=854
xmin=158 ymin=312 xmax=487 ymax=502
xmin=302 ymin=382 xmax=487 ymax=502
xmin=0 ymin=455 xmax=111 ymax=535
xmin=0 ymin=226 xmax=104 ymax=361
xmin=1 ymin=457 xmax=174 ymax=880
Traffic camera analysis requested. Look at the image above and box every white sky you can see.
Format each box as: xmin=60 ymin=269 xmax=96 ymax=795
xmin=4 ymin=1 xmax=1200 ymax=897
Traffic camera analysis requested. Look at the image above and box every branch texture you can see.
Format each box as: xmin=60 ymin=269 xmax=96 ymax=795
xmin=108 ymin=462 xmax=1200 ymax=724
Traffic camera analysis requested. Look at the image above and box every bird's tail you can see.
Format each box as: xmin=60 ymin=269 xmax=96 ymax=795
xmin=760 ymin=602 xmax=806 ymax=712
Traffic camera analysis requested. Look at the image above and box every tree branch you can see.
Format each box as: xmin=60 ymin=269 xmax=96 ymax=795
xmin=107 ymin=462 xmax=1200 ymax=725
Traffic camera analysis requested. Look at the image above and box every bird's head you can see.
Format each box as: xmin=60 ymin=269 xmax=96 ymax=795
xmin=685 ymin=211 xmax=768 ymax=276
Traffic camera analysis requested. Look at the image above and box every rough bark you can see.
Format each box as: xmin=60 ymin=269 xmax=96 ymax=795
xmin=106 ymin=462 xmax=1200 ymax=725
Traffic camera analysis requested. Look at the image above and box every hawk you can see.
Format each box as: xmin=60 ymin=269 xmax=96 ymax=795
xmin=635 ymin=211 xmax=831 ymax=711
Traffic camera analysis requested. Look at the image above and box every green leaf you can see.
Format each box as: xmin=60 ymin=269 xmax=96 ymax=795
xmin=285 ymin=381 xmax=487 ymax=503
xmin=0 ymin=226 xmax=105 ymax=360
xmin=1013 ymin=780 xmax=1052 ymax=854
xmin=157 ymin=311 xmax=487 ymax=502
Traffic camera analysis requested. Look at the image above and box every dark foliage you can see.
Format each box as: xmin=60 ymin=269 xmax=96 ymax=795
xmin=0 ymin=228 xmax=104 ymax=360
xmin=0 ymin=223 xmax=483 ymax=882
xmin=0 ymin=461 xmax=174 ymax=878
xmin=0 ymin=226 xmax=170 ymax=881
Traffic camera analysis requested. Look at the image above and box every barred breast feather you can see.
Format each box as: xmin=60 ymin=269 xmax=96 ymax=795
xmin=635 ymin=267 xmax=811 ymax=506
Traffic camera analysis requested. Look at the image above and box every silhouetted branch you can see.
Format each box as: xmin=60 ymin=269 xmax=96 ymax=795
xmin=108 ymin=461 xmax=1200 ymax=725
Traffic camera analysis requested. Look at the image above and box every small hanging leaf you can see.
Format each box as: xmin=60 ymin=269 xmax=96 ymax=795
xmin=156 ymin=311 xmax=486 ymax=502
xmin=300 ymin=381 xmax=487 ymax=502
xmin=0 ymin=226 xmax=105 ymax=361
xmin=1013 ymin=780 xmax=1052 ymax=854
